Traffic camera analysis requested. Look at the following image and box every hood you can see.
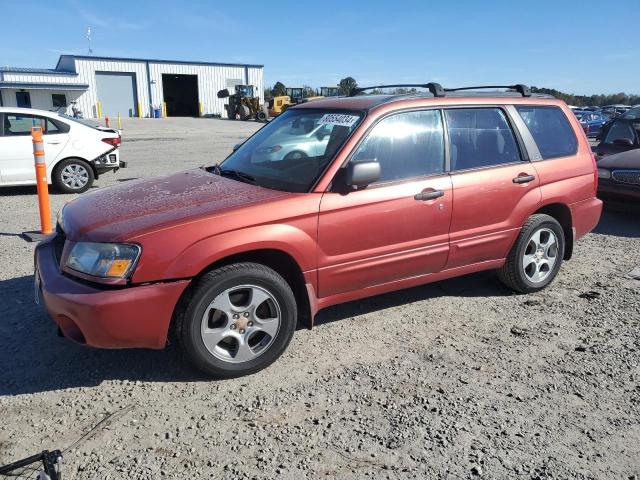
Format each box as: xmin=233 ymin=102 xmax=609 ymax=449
xmin=61 ymin=168 xmax=290 ymax=241
xmin=597 ymin=148 xmax=640 ymax=169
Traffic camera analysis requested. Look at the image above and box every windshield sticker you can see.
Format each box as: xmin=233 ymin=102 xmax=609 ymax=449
xmin=318 ymin=114 xmax=360 ymax=128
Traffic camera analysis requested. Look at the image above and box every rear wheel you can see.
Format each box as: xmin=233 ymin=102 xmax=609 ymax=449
xmin=256 ymin=111 xmax=267 ymax=122
xmin=53 ymin=158 xmax=94 ymax=194
xmin=226 ymin=105 xmax=236 ymax=120
xmin=176 ymin=263 xmax=297 ymax=378
xmin=498 ymin=214 xmax=565 ymax=293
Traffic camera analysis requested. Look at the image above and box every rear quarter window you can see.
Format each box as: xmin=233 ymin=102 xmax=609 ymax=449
xmin=516 ymin=106 xmax=578 ymax=159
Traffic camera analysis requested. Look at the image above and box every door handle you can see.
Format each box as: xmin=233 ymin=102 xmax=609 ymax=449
xmin=414 ymin=190 xmax=444 ymax=201
xmin=512 ymin=174 xmax=535 ymax=184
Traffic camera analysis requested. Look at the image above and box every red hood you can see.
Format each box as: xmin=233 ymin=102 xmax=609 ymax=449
xmin=61 ymin=168 xmax=291 ymax=242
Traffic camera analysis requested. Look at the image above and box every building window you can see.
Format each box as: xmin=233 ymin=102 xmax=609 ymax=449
xmin=52 ymin=94 xmax=67 ymax=108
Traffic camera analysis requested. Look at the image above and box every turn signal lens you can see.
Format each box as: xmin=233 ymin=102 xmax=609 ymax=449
xmin=106 ymin=259 xmax=132 ymax=277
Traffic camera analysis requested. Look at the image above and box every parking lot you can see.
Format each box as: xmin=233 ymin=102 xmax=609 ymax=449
xmin=0 ymin=118 xmax=639 ymax=479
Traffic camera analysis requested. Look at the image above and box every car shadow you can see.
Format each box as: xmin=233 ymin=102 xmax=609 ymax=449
xmin=593 ymin=206 xmax=640 ymax=238
xmin=0 ymin=275 xmax=208 ymax=396
xmin=1 ymin=270 xmax=511 ymax=396
xmin=314 ymin=270 xmax=512 ymax=327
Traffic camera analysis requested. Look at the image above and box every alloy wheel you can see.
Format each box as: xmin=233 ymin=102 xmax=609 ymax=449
xmin=522 ymin=227 xmax=559 ymax=284
xmin=200 ymin=284 xmax=281 ymax=364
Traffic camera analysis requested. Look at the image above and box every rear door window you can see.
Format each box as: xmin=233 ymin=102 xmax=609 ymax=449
xmin=516 ymin=106 xmax=578 ymax=159
xmin=351 ymin=109 xmax=445 ymax=183
xmin=445 ymin=108 xmax=522 ymax=171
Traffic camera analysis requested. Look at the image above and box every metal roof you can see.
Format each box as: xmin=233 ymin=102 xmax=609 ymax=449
xmin=57 ymin=54 xmax=263 ymax=70
xmin=0 ymin=67 xmax=77 ymax=75
xmin=0 ymin=82 xmax=89 ymax=91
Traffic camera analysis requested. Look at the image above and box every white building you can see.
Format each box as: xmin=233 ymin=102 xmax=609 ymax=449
xmin=0 ymin=55 xmax=264 ymax=118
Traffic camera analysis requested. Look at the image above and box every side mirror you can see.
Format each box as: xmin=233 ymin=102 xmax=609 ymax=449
xmin=613 ymin=138 xmax=634 ymax=147
xmin=346 ymin=160 xmax=380 ymax=188
xmin=232 ymin=143 xmax=242 ymax=152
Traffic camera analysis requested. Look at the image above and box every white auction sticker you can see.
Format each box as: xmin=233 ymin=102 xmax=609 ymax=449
xmin=318 ymin=114 xmax=360 ymax=128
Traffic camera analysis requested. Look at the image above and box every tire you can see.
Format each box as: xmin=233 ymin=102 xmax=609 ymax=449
xmin=176 ymin=262 xmax=297 ymax=378
xmin=498 ymin=214 xmax=565 ymax=293
xmin=226 ymin=106 xmax=236 ymax=120
xmin=53 ymin=158 xmax=95 ymax=194
xmin=256 ymin=111 xmax=267 ymax=122
xmin=238 ymin=105 xmax=251 ymax=121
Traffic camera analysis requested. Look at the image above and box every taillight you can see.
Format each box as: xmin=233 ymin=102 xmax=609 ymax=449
xmin=591 ymin=150 xmax=598 ymax=192
xmin=102 ymin=137 xmax=121 ymax=147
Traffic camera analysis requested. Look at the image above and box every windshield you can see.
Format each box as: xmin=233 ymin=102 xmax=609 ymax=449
xmin=58 ymin=113 xmax=103 ymax=129
xmin=218 ymin=108 xmax=363 ymax=192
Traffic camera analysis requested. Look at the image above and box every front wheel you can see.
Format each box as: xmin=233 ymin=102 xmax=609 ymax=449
xmin=498 ymin=214 xmax=565 ymax=293
xmin=53 ymin=158 xmax=95 ymax=193
xmin=176 ymin=263 xmax=297 ymax=378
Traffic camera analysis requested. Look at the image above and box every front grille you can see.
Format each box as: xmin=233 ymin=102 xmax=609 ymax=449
xmin=53 ymin=223 xmax=66 ymax=265
xmin=611 ymin=169 xmax=640 ymax=186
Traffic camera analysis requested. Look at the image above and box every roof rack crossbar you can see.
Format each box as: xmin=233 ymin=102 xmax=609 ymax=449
xmin=444 ymin=84 xmax=531 ymax=97
xmin=349 ymin=83 xmax=445 ymax=97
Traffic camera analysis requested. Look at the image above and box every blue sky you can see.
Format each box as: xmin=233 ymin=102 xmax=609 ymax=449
xmin=1 ymin=0 xmax=638 ymax=95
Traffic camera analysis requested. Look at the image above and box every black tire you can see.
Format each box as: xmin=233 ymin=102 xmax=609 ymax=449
xmin=238 ymin=105 xmax=251 ymax=121
xmin=498 ymin=214 xmax=565 ymax=293
xmin=256 ymin=111 xmax=267 ymax=122
xmin=176 ymin=262 xmax=297 ymax=378
xmin=52 ymin=158 xmax=95 ymax=194
xmin=226 ymin=106 xmax=236 ymax=120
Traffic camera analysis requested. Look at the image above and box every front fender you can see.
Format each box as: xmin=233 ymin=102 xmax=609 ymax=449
xmin=155 ymin=223 xmax=317 ymax=281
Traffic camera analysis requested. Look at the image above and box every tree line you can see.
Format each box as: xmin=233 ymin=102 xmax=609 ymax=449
xmin=265 ymin=78 xmax=639 ymax=106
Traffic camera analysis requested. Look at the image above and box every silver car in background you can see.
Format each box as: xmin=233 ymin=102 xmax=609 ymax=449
xmin=251 ymin=115 xmax=333 ymax=162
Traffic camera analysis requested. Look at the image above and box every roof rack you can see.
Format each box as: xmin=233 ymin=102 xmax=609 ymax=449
xmin=349 ymin=83 xmax=445 ymax=97
xmin=349 ymin=83 xmax=531 ymax=98
xmin=445 ymin=84 xmax=531 ymax=97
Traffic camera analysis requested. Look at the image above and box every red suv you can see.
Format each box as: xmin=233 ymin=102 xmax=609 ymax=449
xmin=35 ymin=84 xmax=602 ymax=377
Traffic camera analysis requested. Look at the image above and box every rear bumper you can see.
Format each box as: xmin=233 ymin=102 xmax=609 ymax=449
xmin=35 ymin=238 xmax=189 ymax=349
xmin=570 ymin=196 xmax=603 ymax=241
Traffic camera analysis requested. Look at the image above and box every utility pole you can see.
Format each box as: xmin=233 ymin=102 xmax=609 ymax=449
xmin=86 ymin=27 xmax=93 ymax=55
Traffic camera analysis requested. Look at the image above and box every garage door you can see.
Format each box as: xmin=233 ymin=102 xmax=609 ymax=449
xmin=95 ymin=72 xmax=138 ymax=117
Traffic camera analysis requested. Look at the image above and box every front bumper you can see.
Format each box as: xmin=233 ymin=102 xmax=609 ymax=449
xmin=598 ymin=179 xmax=640 ymax=204
xmin=35 ymin=237 xmax=189 ymax=349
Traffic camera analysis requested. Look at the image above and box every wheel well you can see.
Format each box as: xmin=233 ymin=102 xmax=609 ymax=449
xmin=171 ymin=249 xmax=312 ymax=341
xmin=533 ymin=203 xmax=573 ymax=260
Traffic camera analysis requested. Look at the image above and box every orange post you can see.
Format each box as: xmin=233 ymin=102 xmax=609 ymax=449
xmin=31 ymin=127 xmax=52 ymax=235
xmin=105 ymin=116 xmax=110 ymax=128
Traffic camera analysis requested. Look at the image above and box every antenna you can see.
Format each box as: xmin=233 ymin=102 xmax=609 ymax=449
xmin=86 ymin=27 xmax=93 ymax=55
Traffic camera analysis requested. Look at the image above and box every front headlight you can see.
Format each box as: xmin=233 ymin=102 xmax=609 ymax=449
xmin=597 ymin=168 xmax=611 ymax=179
xmin=66 ymin=242 xmax=141 ymax=279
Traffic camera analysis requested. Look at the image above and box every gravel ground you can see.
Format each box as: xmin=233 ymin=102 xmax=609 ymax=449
xmin=0 ymin=118 xmax=639 ymax=479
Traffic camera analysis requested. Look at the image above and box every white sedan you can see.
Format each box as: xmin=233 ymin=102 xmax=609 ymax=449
xmin=0 ymin=107 xmax=126 ymax=193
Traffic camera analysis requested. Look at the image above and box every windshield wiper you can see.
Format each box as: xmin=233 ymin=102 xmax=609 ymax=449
xmin=215 ymin=166 xmax=257 ymax=185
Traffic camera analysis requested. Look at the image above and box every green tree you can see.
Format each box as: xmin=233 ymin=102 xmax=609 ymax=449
xmin=272 ymin=81 xmax=287 ymax=97
xmin=338 ymin=76 xmax=358 ymax=96
xmin=302 ymin=85 xmax=316 ymax=97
